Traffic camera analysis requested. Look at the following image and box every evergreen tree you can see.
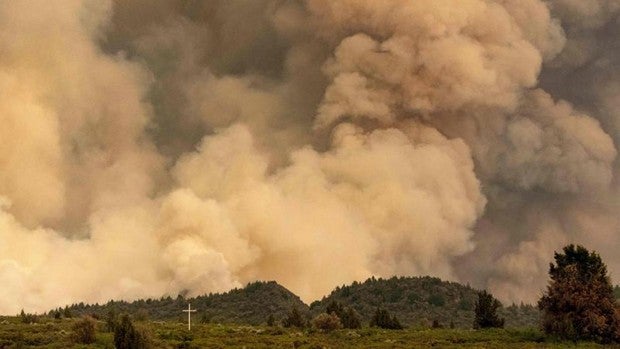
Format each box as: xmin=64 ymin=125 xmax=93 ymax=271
xmin=325 ymin=301 xmax=362 ymax=329
xmin=370 ymin=308 xmax=403 ymax=329
xmin=266 ymin=314 xmax=275 ymax=327
xmin=105 ymin=308 xmax=118 ymax=332
xmin=340 ymin=307 xmax=362 ymax=329
xmin=473 ymin=291 xmax=504 ymax=329
xmin=63 ymin=306 xmax=73 ymax=318
xmin=282 ymin=307 xmax=306 ymax=328
xmin=538 ymin=244 xmax=620 ymax=343
xmin=114 ymin=314 xmax=151 ymax=349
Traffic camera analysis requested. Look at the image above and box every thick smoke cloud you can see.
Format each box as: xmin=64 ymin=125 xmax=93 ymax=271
xmin=0 ymin=0 xmax=618 ymax=314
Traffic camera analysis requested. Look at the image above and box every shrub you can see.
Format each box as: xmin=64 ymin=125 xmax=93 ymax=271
xmin=72 ymin=316 xmax=96 ymax=344
xmin=135 ymin=309 xmax=149 ymax=322
xmin=538 ymin=244 xmax=620 ymax=343
xmin=474 ymin=291 xmax=504 ymax=329
xmin=312 ymin=313 xmax=342 ymax=332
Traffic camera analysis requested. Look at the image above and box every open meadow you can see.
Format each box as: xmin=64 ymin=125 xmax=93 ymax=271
xmin=0 ymin=317 xmax=617 ymax=349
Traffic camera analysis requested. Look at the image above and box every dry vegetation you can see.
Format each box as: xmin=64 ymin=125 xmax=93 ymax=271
xmin=0 ymin=316 xmax=617 ymax=349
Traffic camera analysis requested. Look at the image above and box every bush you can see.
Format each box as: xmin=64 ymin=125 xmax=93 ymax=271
xmin=474 ymin=291 xmax=504 ymax=329
xmin=538 ymin=244 xmax=620 ymax=343
xmin=72 ymin=316 xmax=96 ymax=344
xmin=370 ymin=308 xmax=403 ymax=330
xmin=312 ymin=313 xmax=342 ymax=332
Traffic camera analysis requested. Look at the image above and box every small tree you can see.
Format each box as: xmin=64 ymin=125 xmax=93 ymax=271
xmin=114 ymin=314 xmax=151 ymax=349
xmin=19 ymin=310 xmax=37 ymax=324
xmin=340 ymin=307 xmax=362 ymax=329
xmin=370 ymin=308 xmax=403 ymax=330
xmin=538 ymin=244 xmax=620 ymax=343
xmin=473 ymin=291 xmax=504 ymax=329
xmin=312 ymin=313 xmax=342 ymax=332
xmin=105 ymin=308 xmax=118 ymax=332
xmin=200 ymin=312 xmax=211 ymax=324
xmin=325 ymin=301 xmax=362 ymax=329
xmin=63 ymin=306 xmax=73 ymax=318
xmin=72 ymin=316 xmax=96 ymax=344
xmin=282 ymin=307 xmax=306 ymax=328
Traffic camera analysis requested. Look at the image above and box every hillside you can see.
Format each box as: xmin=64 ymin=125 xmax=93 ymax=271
xmin=60 ymin=281 xmax=308 ymax=325
xmin=54 ymin=277 xmax=542 ymax=328
xmin=310 ymin=276 xmax=539 ymax=329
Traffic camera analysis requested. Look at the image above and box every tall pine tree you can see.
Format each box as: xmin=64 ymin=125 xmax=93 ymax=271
xmin=538 ymin=245 xmax=620 ymax=343
xmin=473 ymin=290 xmax=504 ymax=329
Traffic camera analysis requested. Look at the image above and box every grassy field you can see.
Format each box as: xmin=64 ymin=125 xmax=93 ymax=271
xmin=0 ymin=317 xmax=617 ymax=348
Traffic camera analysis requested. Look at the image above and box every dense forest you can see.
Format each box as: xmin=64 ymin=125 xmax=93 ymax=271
xmin=49 ymin=277 xmax=548 ymax=328
xmin=310 ymin=276 xmax=538 ymax=328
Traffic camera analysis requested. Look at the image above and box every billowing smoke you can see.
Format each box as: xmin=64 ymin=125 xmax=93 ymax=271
xmin=0 ymin=0 xmax=618 ymax=314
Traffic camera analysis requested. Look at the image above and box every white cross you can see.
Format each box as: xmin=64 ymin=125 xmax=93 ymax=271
xmin=183 ymin=303 xmax=197 ymax=331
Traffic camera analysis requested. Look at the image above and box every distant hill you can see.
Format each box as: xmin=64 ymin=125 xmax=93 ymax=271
xmin=55 ymin=277 xmax=541 ymax=328
xmin=61 ymin=281 xmax=307 ymax=325
xmin=310 ymin=276 xmax=539 ymax=329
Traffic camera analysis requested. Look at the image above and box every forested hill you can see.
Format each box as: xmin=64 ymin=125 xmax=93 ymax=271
xmin=310 ymin=276 xmax=539 ymax=328
xmin=58 ymin=281 xmax=308 ymax=325
xmin=54 ymin=277 xmax=543 ymax=328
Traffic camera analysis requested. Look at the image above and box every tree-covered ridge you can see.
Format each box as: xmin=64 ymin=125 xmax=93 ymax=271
xmin=57 ymin=281 xmax=308 ymax=325
xmin=52 ymin=277 xmax=539 ymax=328
xmin=614 ymin=285 xmax=620 ymax=299
xmin=310 ymin=276 xmax=539 ymax=328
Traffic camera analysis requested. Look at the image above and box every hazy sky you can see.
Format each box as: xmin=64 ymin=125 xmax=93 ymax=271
xmin=0 ymin=0 xmax=619 ymax=314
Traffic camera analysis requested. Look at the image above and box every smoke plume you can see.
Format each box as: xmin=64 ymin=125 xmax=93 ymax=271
xmin=0 ymin=0 xmax=618 ymax=314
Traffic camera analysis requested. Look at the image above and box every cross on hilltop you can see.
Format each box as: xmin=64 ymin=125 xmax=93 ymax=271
xmin=182 ymin=303 xmax=197 ymax=331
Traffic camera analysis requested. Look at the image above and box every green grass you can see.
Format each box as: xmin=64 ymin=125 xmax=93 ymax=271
xmin=0 ymin=317 xmax=617 ymax=348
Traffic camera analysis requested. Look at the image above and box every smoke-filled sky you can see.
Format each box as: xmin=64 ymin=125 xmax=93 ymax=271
xmin=1 ymin=0 xmax=619 ymax=314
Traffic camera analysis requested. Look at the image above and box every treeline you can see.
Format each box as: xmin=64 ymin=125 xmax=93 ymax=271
xmin=310 ymin=275 xmax=539 ymax=328
xmin=38 ymin=246 xmax=620 ymax=338
xmin=46 ymin=281 xmax=307 ymax=325
xmin=44 ymin=276 xmax=539 ymax=329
